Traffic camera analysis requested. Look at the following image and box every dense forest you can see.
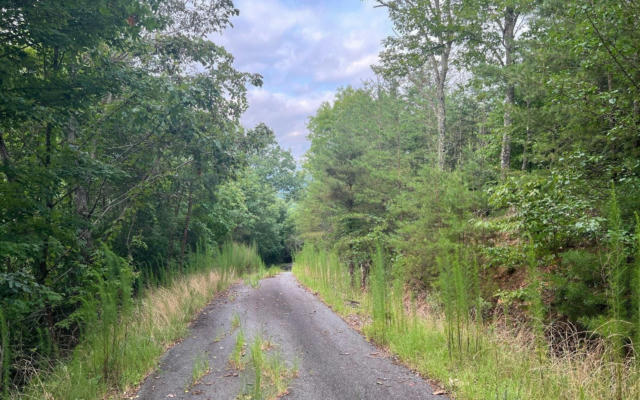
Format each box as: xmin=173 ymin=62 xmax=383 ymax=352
xmin=0 ymin=0 xmax=300 ymax=396
xmin=1 ymin=0 xmax=640 ymax=399
xmin=294 ymin=0 xmax=640 ymax=398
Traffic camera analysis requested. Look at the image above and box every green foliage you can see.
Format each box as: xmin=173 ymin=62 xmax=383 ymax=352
xmin=391 ymin=167 xmax=482 ymax=289
xmin=551 ymin=249 xmax=606 ymax=323
xmin=294 ymin=247 xmax=640 ymax=399
xmin=634 ymin=212 xmax=640 ymax=356
xmin=526 ymin=240 xmax=546 ymax=360
xmin=0 ymin=0 xmax=292 ymax=390
xmin=489 ymin=170 xmax=604 ymax=251
xmin=370 ymin=245 xmax=388 ymax=343
xmin=189 ymin=353 xmax=210 ymax=389
xmin=250 ymin=335 xmax=264 ymax=400
xmin=23 ymin=242 xmax=258 ymax=399
xmin=0 ymin=308 xmax=9 ymax=398
xmin=294 ymin=0 xmax=640 ymax=398
xmin=606 ymin=186 xmax=628 ymax=351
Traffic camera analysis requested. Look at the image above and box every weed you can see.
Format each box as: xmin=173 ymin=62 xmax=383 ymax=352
xmin=526 ymin=238 xmax=546 ymax=365
xmin=0 ymin=308 xmax=9 ymax=398
xmin=635 ymin=212 xmax=640 ymax=356
xmin=235 ymin=335 xmax=297 ymax=400
xmin=23 ymin=242 xmax=265 ymax=399
xmin=370 ymin=244 xmax=388 ymax=344
xmin=188 ymin=353 xmax=211 ymax=389
xmin=250 ymin=336 xmax=264 ymax=400
xmin=230 ymin=330 xmax=246 ymax=370
xmin=606 ymin=185 xmax=627 ymax=400
xmin=293 ymin=246 xmax=640 ymax=400
xmin=232 ymin=313 xmax=241 ymax=330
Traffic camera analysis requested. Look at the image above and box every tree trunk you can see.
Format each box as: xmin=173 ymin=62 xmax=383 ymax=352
xmin=179 ymin=182 xmax=194 ymax=270
xmin=179 ymin=166 xmax=201 ymax=269
xmin=0 ymin=131 xmax=13 ymax=182
xmin=500 ymin=7 xmax=517 ymax=172
xmin=521 ymin=121 xmax=531 ymax=171
xmin=349 ymin=261 xmax=355 ymax=287
xmin=521 ymin=101 xmax=531 ymax=170
xmin=436 ymin=81 xmax=447 ymax=170
xmin=360 ymin=262 xmax=370 ymax=289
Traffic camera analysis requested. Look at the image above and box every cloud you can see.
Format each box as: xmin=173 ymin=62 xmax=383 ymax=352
xmin=211 ymin=0 xmax=392 ymax=159
xmin=241 ymin=88 xmax=334 ymax=159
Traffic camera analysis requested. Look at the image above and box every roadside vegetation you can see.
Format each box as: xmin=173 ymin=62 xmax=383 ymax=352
xmin=19 ymin=242 xmax=263 ymax=399
xmin=294 ymin=243 xmax=640 ymax=399
xmin=0 ymin=1 xmax=301 ymax=397
xmin=294 ymin=1 xmax=640 ymax=399
xmin=3 ymin=0 xmax=640 ymax=399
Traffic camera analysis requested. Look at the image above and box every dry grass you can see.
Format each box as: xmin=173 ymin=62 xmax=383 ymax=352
xmin=294 ymin=255 xmax=640 ymax=400
xmin=23 ymin=269 xmax=237 ymax=400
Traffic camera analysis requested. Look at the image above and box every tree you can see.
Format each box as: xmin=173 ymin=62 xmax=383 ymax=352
xmin=463 ymin=0 xmax=534 ymax=171
xmin=375 ymin=0 xmax=467 ymax=170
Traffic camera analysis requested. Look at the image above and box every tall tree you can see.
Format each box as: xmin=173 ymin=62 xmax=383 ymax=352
xmin=463 ymin=0 xmax=534 ymax=171
xmin=376 ymin=0 xmax=466 ymax=170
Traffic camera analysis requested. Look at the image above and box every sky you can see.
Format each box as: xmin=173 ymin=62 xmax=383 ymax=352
xmin=211 ymin=0 xmax=392 ymax=159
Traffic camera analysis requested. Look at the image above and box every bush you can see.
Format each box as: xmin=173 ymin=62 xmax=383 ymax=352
xmin=551 ymin=249 xmax=607 ymax=324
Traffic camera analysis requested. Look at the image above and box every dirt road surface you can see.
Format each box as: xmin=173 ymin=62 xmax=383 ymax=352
xmin=136 ymin=272 xmax=444 ymax=400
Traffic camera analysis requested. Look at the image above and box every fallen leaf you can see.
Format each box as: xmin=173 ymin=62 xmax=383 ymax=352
xmin=433 ymin=390 xmax=447 ymax=395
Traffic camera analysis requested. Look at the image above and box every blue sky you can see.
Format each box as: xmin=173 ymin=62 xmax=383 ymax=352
xmin=211 ymin=0 xmax=392 ymax=159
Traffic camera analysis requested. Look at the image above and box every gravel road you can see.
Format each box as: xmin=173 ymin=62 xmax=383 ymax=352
xmin=136 ymin=272 xmax=444 ymax=400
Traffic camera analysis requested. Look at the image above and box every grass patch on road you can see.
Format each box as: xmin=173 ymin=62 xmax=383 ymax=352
xmin=230 ymin=330 xmax=247 ymax=371
xmin=187 ymin=353 xmax=211 ymax=390
xmin=21 ymin=242 xmax=264 ymax=400
xmin=293 ymin=245 xmax=640 ymax=400
xmin=233 ymin=333 xmax=298 ymax=400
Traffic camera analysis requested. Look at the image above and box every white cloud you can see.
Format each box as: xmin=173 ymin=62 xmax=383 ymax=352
xmin=212 ymin=0 xmax=392 ymax=159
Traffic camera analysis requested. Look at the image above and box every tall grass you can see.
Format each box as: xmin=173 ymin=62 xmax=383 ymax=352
xmin=370 ymin=245 xmax=388 ymax=344
xmin=0 ymin=307 xmax=9 ymax=398
xmin=436 ymin=242 xmax=478 ymax=359
xmin=20 ymin=241 xmax=263 ymax=400
xmin=250 ymin=335 xmax=264 ymax=400
xmin=526 ymin=238 xmax=546 ymax=364
xmin=606 ymin=186 xmax=627 ymax=400
xmin=294 ymin=245 xmax=362 ymax=315
xmin=635 ymin=212 xmax=640 ymax=357
xmin=237 ymin=334 xmax=297 ymax=400
xmin=294 ymin=245 xmax=640 ymax=400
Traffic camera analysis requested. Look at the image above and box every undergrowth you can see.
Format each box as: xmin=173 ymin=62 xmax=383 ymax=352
xmin=293 ymin=245 xmax=640 ymax=400
xmin=19 ymin=242 xmax=264 ymax=400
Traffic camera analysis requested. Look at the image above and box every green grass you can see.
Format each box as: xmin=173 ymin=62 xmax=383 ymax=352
xmin=293 ymin=245 xmax=640 ymax=400
xmin=249 ymin=335 xmax=264 ymax=400
xmin=187 ymin=353 xmax=211 ymax=390
xmin=232 ymin=313 xmax=242 ymax=330
xmin=230 ymin=329 xmax=247 ymax=371
xmin=20 ymin=242 xmax=264 ymax=400
xmin=233 ymin=333 xmax=298 ymax=400
xmin=244 ymin=265 xmax=283 ymax=289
